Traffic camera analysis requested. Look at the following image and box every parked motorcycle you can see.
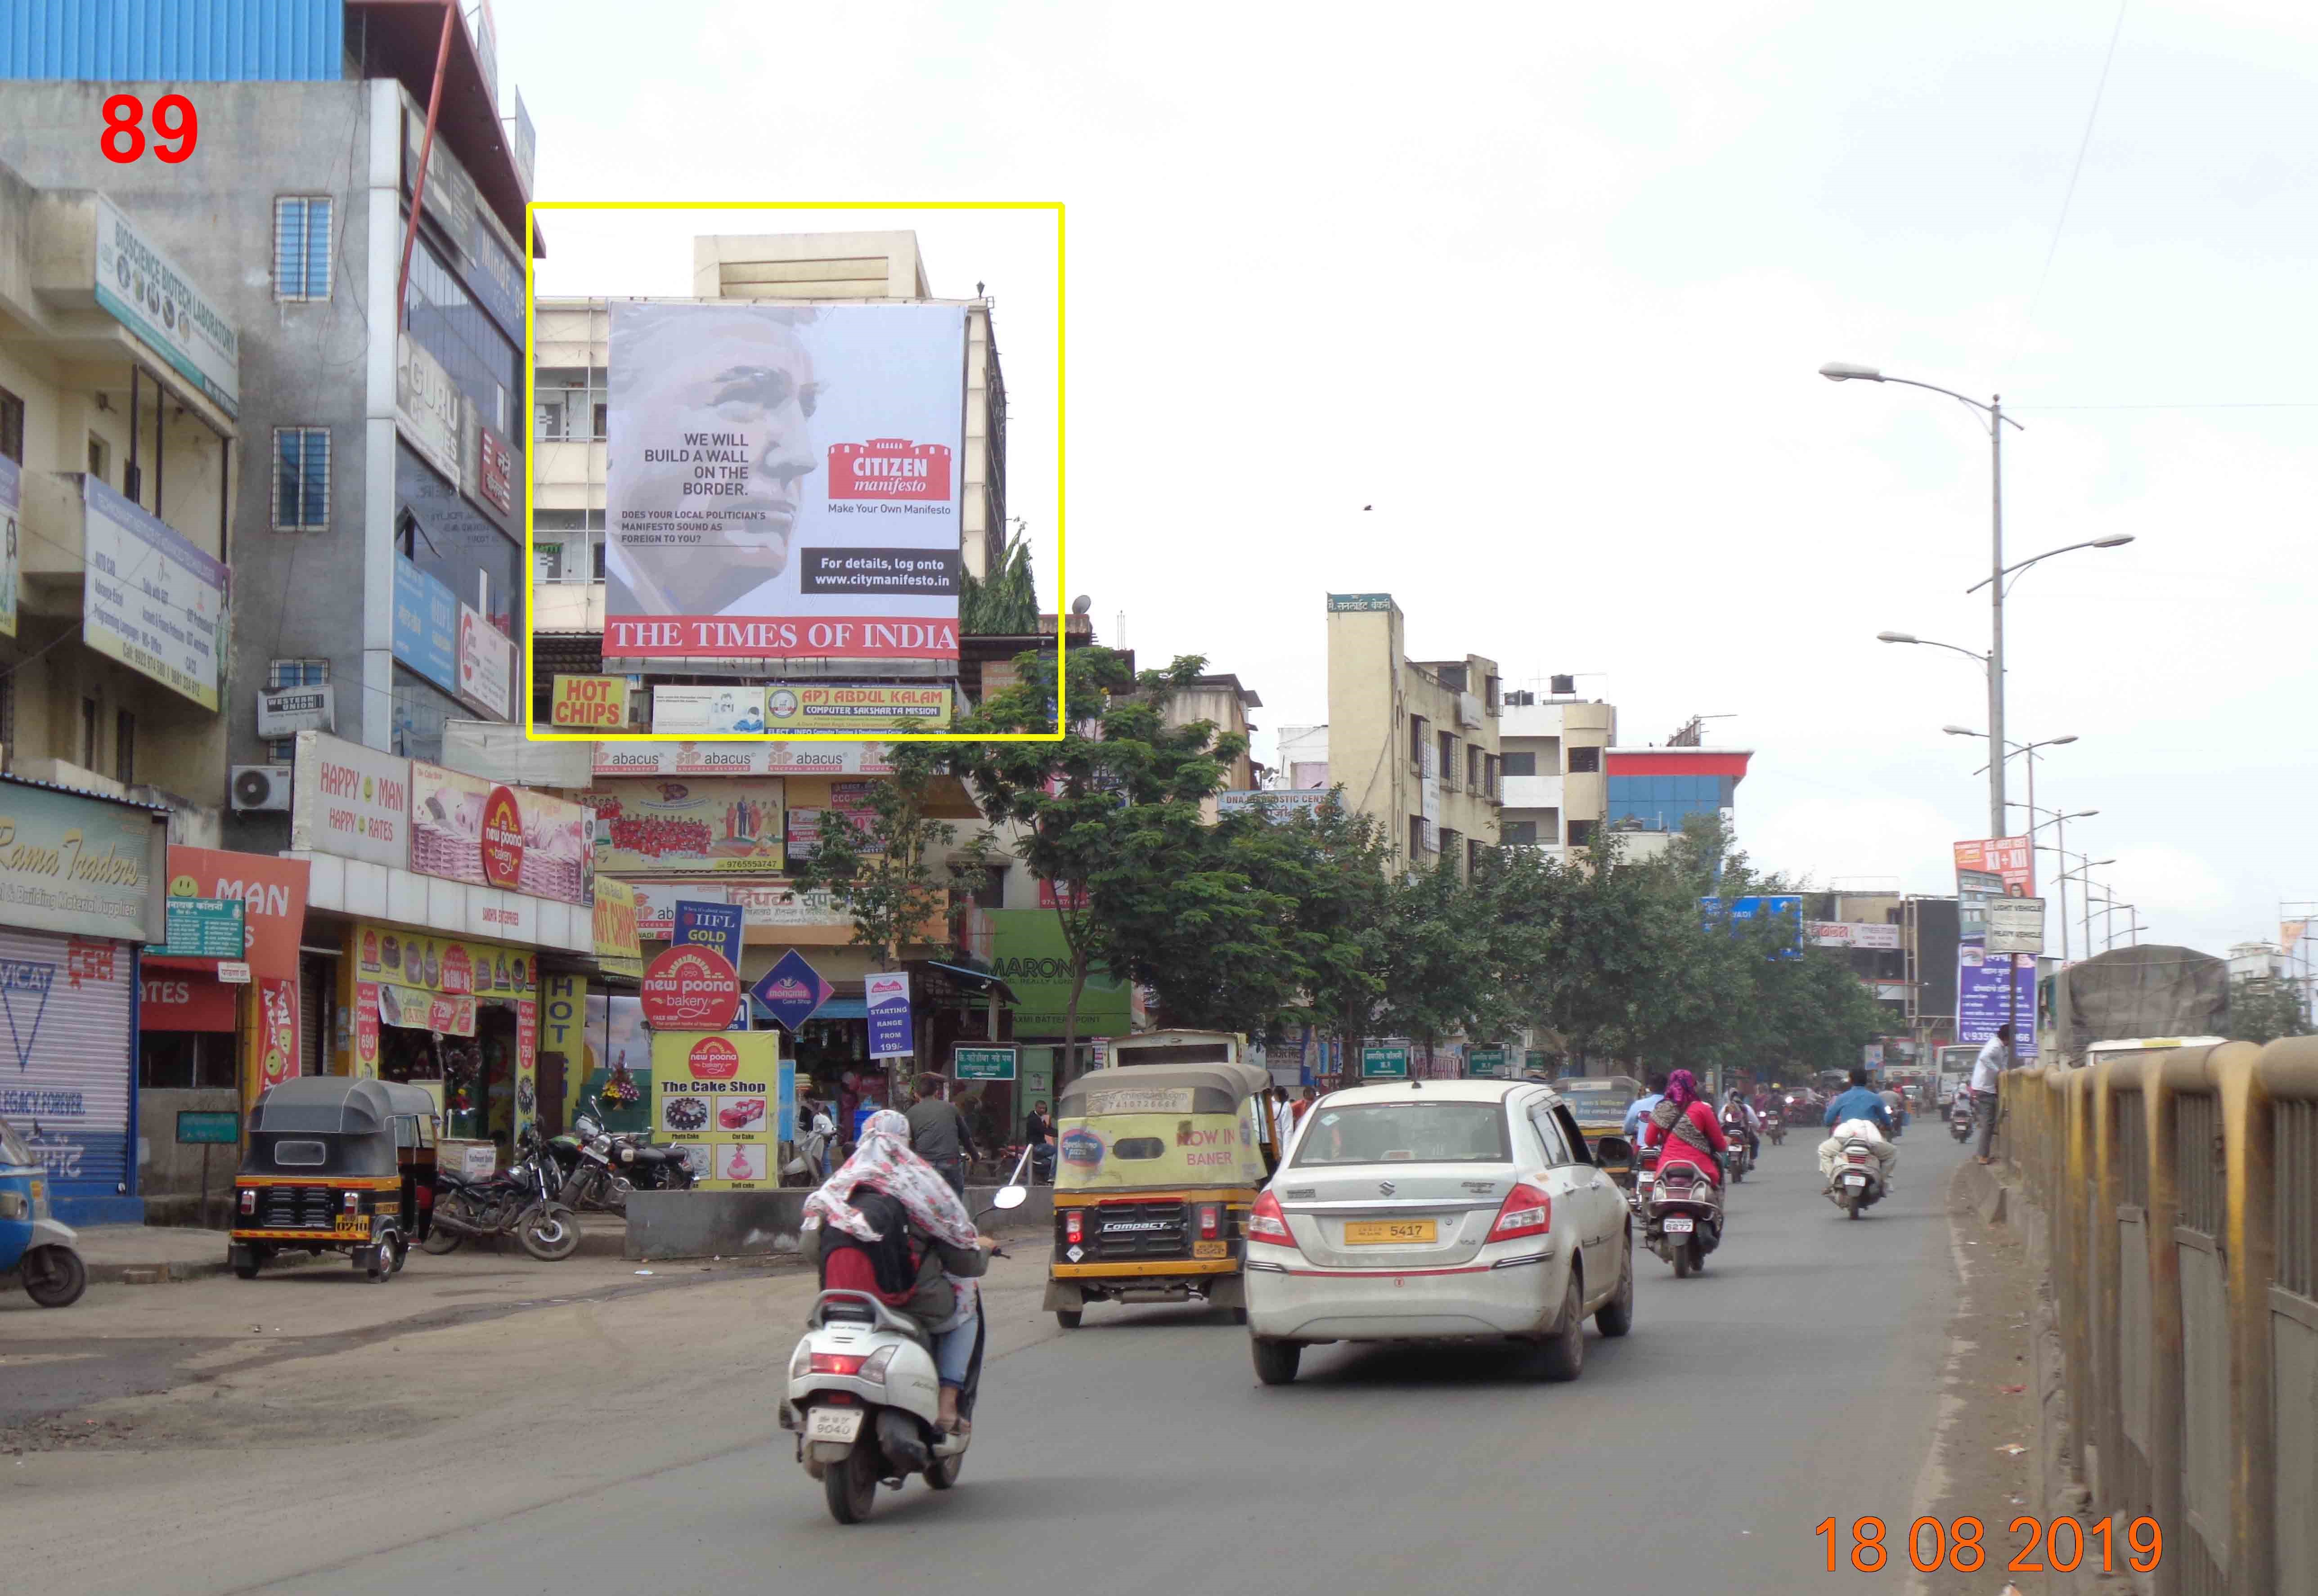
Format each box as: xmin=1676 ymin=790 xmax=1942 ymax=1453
xmin=782 ymin=1173 xmax=1029 ymax=1524
xmin=1 ymin=1115 xmax=85 ymax=1308
xmin=1825 ymin=1135 xmax=1887 ymax=1219
xmin=423 ymin=1129 xmax=581 ymax=1260
xmin=1643 ymin=1158 xmax=1722 ymax=1278
xmin=549 ymin=1095 xmax=697 ymax=1214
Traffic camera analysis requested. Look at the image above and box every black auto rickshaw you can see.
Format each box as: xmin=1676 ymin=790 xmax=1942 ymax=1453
xmin=229 ymin=1078 xmax=438 ymax=1282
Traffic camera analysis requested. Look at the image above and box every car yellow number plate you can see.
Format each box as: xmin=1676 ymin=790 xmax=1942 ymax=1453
xmin=1343 ymin=1219 xmax=1436 ymax=1246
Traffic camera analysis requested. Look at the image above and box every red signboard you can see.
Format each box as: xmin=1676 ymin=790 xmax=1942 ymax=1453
xmin=641 ymin=944 xmax=741 ymax=1031
xmin=476 ymin=422 xmax=515 ymax=515
xmin=480 ymin=785 xmax=525 ymax=888
xmin=824 ymin=438 xmax=953 ymax=501
xmin=683 ymin=1034 xmax=741 ymax=1080
xmin=1954 ymin=837 xmax=2034 ymax=897
xmin=139 ymin=973 xmax=238 ymax=1031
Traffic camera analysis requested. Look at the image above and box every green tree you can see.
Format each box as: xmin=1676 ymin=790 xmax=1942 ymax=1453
xmin=959 ymin=529 xmax=1042 ymax=635
xmin=784 ymin=748 xmax=957 ymax=972
xmin=2227 ymin=975 xmax=2312 ymax=1045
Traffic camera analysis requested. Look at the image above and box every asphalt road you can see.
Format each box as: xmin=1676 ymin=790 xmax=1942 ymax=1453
xmin=208 ymin=1130 xmax=1968 ymax=1596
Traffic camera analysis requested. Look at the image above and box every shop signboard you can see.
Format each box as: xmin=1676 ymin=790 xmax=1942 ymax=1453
xmin=461 ymin=396 xmax=518 ymax=523
xmin=592 ymin=878 xmax=643 ymax=980
xmin=641 ymin=944 xmax=740 ymax=1031
xmin=650 ymin=1030 xmax=779 ymax=1189
xmin=751 ymin=949 xmax=835 ymax=1033
xmin=411 ymin=764 xmax=592 ymax=903
xmin=603 ymin=301 xmax=966 ymax=661
xmin=354 ymin=924 xmax=534 ymax=1000
xmin=1465 ymin=1046 xmax=1506 ymax=1078
xmin=0 ymin=453 xmax=18 ymax=638
xmin=139 ymin=970 xmax=237 ymax=1030
xmin=151 ymin=847 xmax=310 ymax=1101
xmin=592 ymin=740 xmax=893 ymax=779
xmin=1217 ymin=789 xmax=1333 ymax=822
xmin=953 ymin=1046 xmax=1016 ymax=1081
xmin=1956 ymin=946 xmax=2039 ymax=1057
xmin=143 ymin=897 xmax=245 ymax=959
xmin=1361 ymin=1045 xmax=1410 ymax=1080
xmin=763 ymin=684 xmax=952 ymax=733
xmin=0 ymin=777 xmax=167 ymax=944
xmin=93 ymin=194 xmax=239 ymax=417
xmin=1804 ymin=920 xmax=1902 ymax=950
xmin=727 ymin=882 xmax=849 ymax=928
xmin=652 ymin=685 xmax=766 ymax=735
xmin=552 ymin=675 xmax=630 ymax=729
xmin=391 ymin=556 xmax=461 ymax=696
xmin=984 ymin=909 xmax=1132 ymax=1038
xmin=1327 ymin=593 xmax=1393 ymax=613
xmin=1954 ymin=837 xmax=2034 ymax=899
xmin=674 ymin=899 xmax=747 ymax=1028
xmin=457 ymin=603 xmax=516 ymax=721
xmin=395 ymin=332 xmax=462 ymax=487
xmin=784 ymin=780 xmax=881 ymax=861
xmin=256 ymin=683 xmax=334 ymax=738
xmin=866 ymin=971 xmax=913 ymax=1059
xmin=588 ymin=778 xmax=783 ymax=874
xmin=81 ymin=475 xmax=226 ymax=710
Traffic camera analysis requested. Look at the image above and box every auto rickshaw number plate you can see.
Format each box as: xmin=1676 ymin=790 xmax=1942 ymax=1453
xmin=805 ymin=1407 xmax=863 ymax=1443
xmin=1192 ymin=1239 xmax=1227 ymax=1259
xmin=1344 ymin=1219 xmax=1436 ymax=1246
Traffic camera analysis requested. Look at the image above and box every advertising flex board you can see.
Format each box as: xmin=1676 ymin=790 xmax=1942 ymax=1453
xmin=641 ymin=944 xmax=740 ymax=1031
xmin=750 ymin=949 xmax=834 ymax=1033
xmin=650 ymin=1030 xmax=780 ymax=1189
xmin=410 ymin=764 xmax=592 ymax=904
xmin=395 ymin=333 xmax=462 ymax=487
xmin=1983 ymin=897 xmax=2047 ymax=956
xmin=457 ymin=603 xmax=516 ymax=720
xmin=81 ymin=475 xmax=226 ymax=710
xmin=602 ymin=301 xmax=966 ymax=660
xmin=652 ymin=684 xmax=766 ymax=735
xmin=673 ymin=899 xmax=746 ymax=1027
xmin=0 ymin=778 xmax=167 ymax=943
xmin=93 ymin=195 xmax=239 ymax=417
xmin=866 ymin=971 xmax=914 ymax=1059
xmin=983 ymin=909 xmax=1132 ymax=1038
xmin=1954 ymin=837 xmax=2034 ymax=898
xmin=588 ymin=779 xmax=783 ymax=874
xmin=393 ymin=556 xmax=461 ymax=695
xmin=552 ymin=675 xmax=630 ymax=729
xmin=762 ymin=684 xmax=952 ymax=733
xmin=592 ymin=878 xmax=643 ymax=980
xmin=1956 ymin=947 xmax=2039 ymax=1056
xmin=592 ymin=740 xmax=893 ymax=779
xmin=1805 ymin=921 xmax=1903 ymax=950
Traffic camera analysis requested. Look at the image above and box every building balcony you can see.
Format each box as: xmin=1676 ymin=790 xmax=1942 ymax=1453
xmin=1501 ymin=773 xmax=1564 ymax=811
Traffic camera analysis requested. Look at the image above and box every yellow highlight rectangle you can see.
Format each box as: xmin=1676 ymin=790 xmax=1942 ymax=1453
xmin=522 ymin=201 xmax=1065 ymax=744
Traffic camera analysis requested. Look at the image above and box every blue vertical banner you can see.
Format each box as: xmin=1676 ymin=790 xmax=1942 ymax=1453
xmin=865 ymin=971 xmax=914 ymax=1059
xmin=672 ymin=899 xmax=747 ymax=1029
xmin=778 ymin=1054 xmax=797 ymax=1145
xmin=1956 ymin=947 xmax=2039 ymax=1057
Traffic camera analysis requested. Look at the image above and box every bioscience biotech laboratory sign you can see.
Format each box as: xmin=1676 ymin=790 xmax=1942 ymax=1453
xmin=602 ymin=302 xmax=966 ymax=661
xmin=93 ymin=196 xmax=239 ymax=418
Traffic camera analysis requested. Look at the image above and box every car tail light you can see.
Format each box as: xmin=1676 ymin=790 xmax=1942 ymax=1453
xmin=1487 ymin=1182 xmax=1554 ymax=1242
xmin=809 ymin=1353 xmax=866 ymax=1376
xmin=1197 ymin=1203 xmax=1221 ymax=1240
xmin=238 ymin=1188 xmax=256 ymax=1215
xmin=1246 ymin=1189 xmax=1298 ymax=1251
xmin=1063 ymin=1210 xmax=1085 ymax=1246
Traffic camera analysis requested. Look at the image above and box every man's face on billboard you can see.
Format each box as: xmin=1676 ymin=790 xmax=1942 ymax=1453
xmin=626 ymin=317 xmax=819 ymax=610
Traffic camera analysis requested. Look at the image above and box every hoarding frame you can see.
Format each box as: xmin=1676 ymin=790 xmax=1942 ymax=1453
xmin=521 ymin=200 xmax=1066 ymax=744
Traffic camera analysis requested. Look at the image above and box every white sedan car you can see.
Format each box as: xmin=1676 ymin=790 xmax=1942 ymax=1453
xmin=1244 ymin=1079 xmax=1633 ymax=1385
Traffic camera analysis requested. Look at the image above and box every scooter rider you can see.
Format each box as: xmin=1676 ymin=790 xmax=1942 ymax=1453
xmin=1722 ymin=1088 xmax=1762 ymax=1163
xmin=1818 ymin=1068 xmax=1898 ymax=1194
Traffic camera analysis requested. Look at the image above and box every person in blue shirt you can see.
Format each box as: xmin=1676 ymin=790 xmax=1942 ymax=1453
xmin=1623 ymin=1073 xmax=1670 ymax=1141
xmin=1819 ymin=1067 xmax=1897 ymax=1192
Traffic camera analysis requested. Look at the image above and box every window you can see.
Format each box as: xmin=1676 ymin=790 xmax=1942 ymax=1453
xmin=0 ymin=384 xmax=23 ymax=463
xmin=1468 ymin=837 xmax=1485 ymax=876
xmin=266 ymin=659 xmax=329 ymax=762
xmin=115 ymin=709 xmax=134 ymax=785
xmin=1409 ymin=714 xmax=1428 ymax=774
xmin=1439 ymin=826 xmax=1461 ymax=871
xmin=274 ymin=428 xmax=330 ymax=529
xmin=1485 ymin=674 xmax=1500 ymax=714
xmin=534 ymin=367 xmax=608 ymax=441
xmin=1501 ymin=750 xmax=1537 ymax=778
xmin=1553 ymin=1106 xmax=1596 ymax=1165
xmin=1530 ymin=1105 xmax=1572 ymax=1165
xmin=86 ymin=434 xmax=110 ymax=485
xmin=1486 ymin=754 xmax=1500 ymax=798
xmin=274 ymin=197 xmax=333 ymax=300
xmin=1409 ymin=815 xmax=1426 ymax=860
xmin=1501 ymin=820 xmax=1538 ymax=846
xmin=966 ymin=864 xmax=1007 ymax=910
xmin=1568 ymin=745 xmax=1601 ymax=774
xmin=1568 ymin=819 xmax=1598 ymax=847
xmin=80 ymin=697 xmax=98 ymax=769
xmin=1467 ymin=745 xmax=1483 ymax=791
xmin=1291 ymin=1102 xmax=1510 ymax=1167
xmin=534 ymin=543 xmax=562 ymax=583
xmin=1438 ymin=731 xmax=1457 ymax=789
xmin=138 ymin=1032 xmax=238 ymax=1090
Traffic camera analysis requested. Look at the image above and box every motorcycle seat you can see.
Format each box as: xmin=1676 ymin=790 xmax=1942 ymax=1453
xmin=627 ymin=1146 xmax=684 ymax=1165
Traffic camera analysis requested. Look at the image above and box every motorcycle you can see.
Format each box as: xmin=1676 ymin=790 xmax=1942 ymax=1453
xmin=1643 ymin=1158 xmax=1722 ymax=1278
xmin=1764 ymin=1110 xmax=1786 ymax=1147
xmin=1825 ymin=1135 xmax=1887 ymax=1219
xmin=1719 ymin=1113 xmax=1753 ymax=1182
xmin=1 ymin=1115 xmax=85 ymax=1308
xmin=782 ymin=1163 xmax=1030 ymax=1524
xmin=550 ymin=1095 xmax=697 ymax=1214
xmin=423 ymin=1129 xmax=582 ymax=1260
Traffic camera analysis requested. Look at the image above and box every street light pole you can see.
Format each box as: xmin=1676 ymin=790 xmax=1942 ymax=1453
xmin=1988 ymin=396 xmax=2007 ymax=842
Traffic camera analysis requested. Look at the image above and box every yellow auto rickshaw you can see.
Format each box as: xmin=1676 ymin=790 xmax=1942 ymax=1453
xmin=1043 ymin=1061 xmax=1280 ymax=1329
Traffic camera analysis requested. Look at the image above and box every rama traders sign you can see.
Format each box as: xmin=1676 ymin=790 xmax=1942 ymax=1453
xmin=0 ymin=777 xmax=167 ymax=943
xmin=983 ymin=909 xmax=1131 ymax=1038
xmin=93 ymin=194 xmax=239 ymax=417
xmin=650 ymin=1031 xmax=779 ymax=1189
xmin=602 ymin=301 xmax=966 ymax=661
xmin=81 ymin=475 xmax=226 ymax=710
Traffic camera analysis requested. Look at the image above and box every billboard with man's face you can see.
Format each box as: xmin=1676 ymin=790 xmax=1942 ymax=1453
xmin=602 ymin=302 xmax=966 ymax=661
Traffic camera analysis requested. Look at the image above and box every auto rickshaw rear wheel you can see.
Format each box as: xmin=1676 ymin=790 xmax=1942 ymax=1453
xmin=1054 ymin=1309 xmax=1082 ymax=1329
xmin=232 ymin=1243 xmax=267 ymax=1281
xmin=22 ymin=1246 xmax=86 ymax=1308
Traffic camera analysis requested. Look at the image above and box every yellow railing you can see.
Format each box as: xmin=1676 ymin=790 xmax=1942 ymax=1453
xmin=2000 ymin=1036 xmax=2318 ymax=1596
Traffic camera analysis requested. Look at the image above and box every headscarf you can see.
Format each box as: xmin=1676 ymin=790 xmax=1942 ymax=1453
xmin=1665 ymin=1069 xmax=1701 ymax=1108
xmin=804 ymin=1109 xmax=977 ymax=1249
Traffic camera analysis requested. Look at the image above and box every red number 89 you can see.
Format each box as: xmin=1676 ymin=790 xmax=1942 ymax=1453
xmin=99 ymin=94 xmax=199 ymax=165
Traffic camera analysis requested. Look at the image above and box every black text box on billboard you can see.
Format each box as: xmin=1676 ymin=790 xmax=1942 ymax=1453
xmin=796 ymin=547 xmax=961 ymax=596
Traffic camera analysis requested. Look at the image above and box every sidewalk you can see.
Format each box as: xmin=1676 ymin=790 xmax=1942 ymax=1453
xmin=33 ymin=1212 xmax=630 ymax=1287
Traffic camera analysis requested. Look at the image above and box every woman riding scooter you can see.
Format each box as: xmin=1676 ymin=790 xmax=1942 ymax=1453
xmin=1642 ymin=1070 xmax=1730 ymax=1191
xmin=799 ymin=1111 xmax=997 ymax=1446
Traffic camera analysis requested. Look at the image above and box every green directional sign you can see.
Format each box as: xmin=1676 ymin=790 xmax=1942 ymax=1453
xmin=175 ymin=1110 xmax=240 ymax=1144
xmin=1361 ymin=1045 xmax=1409 ymax=1079
xmin=953 ymin=1046 xmax=1017 ymax=1081
xmin=145 ymin=897 xmax=245 ymax=959
xmin=1466 ymin=1046 xmax=1507 ymax=1078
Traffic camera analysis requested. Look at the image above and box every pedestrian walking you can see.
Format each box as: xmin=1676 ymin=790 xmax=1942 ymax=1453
xmin=1970 ymin=1025 xmax=2011 ymax=1164
xmin=906 ymin=1074 xmax=977 ymax=1199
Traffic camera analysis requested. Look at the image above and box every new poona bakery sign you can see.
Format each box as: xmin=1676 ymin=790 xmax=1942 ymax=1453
xmin=639 ymin=943 xmax=739 ymax=1030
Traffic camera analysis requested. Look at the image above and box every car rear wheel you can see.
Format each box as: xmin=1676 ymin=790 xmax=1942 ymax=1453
xmin=1595 ymin=1233 xmax=1634 ymax=1337
xmin=1252 ymin=1337 xmax=1300 ymax=1386
xmin=1535 ymin=1269 xmax=1585 ymax=1381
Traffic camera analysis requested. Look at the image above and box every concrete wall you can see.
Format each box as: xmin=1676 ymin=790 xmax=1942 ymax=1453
xmin=626 ymin=1184 xmax=1055 ymax=1261
xmin=137 ymin=1087 xmax=242 ymax=1227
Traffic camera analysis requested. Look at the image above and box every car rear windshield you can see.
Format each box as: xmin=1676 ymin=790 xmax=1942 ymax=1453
xmin=1291 ymin=1103 xmax=1509 ymax=1166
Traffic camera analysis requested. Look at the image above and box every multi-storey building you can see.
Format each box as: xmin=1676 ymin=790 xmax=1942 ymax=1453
xmin=1496 ymin=691 xmax=1613 ymax=856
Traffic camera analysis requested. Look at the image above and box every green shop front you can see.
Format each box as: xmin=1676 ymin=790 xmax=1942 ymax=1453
xmin=983 ymin=910 xmax=1132 ymax=1131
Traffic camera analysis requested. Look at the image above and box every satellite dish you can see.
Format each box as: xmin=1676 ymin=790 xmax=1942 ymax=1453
xmin=1070 ymin=595 xmax=1092 ymax=615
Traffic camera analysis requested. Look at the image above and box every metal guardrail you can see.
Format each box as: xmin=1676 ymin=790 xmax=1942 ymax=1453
xmin=2000 ymin=1036 xmax=2318 ymax=1596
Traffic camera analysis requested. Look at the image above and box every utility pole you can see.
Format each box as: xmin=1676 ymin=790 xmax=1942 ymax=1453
xmin=1987 ymin=395 xmax=2008 ymax=844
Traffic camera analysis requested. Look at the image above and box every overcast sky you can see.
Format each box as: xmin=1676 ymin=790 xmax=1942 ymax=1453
xmin=504 ymin=0 xmax=2316 ymax=960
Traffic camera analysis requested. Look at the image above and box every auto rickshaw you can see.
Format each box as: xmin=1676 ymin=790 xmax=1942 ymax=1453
xmin=0 ymin=1114 xmax=85 ymax=1307
xmin=229 ymin=1077 xmax=437 ymax=1282
xmin=1044 ymin=1061 xmax=1280 ymax=1329
xmin=1549 ymin=1074 xmax=1644 ymax=1184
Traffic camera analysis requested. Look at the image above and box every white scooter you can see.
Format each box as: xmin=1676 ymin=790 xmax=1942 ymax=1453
xmin=781 ymin=1161 xmax=1029 ymax=1524
xmin=1825 ymin=1135 xmax=1887 ymax=1219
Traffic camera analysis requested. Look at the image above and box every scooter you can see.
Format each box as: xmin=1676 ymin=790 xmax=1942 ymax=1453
xmin=1719 ymin=1114 xmax=1753 ymax=1182
xmin=1643 ymin=1160 xmax=1722 ymax=1278
xmin=1826 ymin=1136 xmax=1887 ymax=1219
xmin=1764 ymin=1111 xmax=1787 ymax=1147
xmin=1950 ymin=1099 xmax=1974 ymax=1143
xmin=782 ymin=1154 xmax=1030 ymax=1524
xmin=1 ymin=1116 xmax=86 ymax=1308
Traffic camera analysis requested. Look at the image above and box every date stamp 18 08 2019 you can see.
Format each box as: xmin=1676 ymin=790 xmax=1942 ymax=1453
xmin=1814 ymin=1515 xmax=2163 ymax=1576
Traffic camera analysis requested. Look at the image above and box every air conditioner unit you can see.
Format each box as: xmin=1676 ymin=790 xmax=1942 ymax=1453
xmin=230 ymin=765 xmax=293 ymax=812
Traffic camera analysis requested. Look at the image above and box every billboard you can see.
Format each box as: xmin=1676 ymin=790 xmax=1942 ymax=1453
xmin=1954 ymin=837 xmax=2033 ymax=898
xmin=411 ymin=763 xmax=592 ymax=904
xmin=763 ymin=684 xmax=952 ymax=732
xmin=588 ymin=779 xmax=784 ymax=874
xmin=653 ymin=684 xmax=766 ymax=735
xmin=592 ymin=740 xmax=893 ymax=779
xmin=393 ymin=555 xmax=461 ymax=694
xmin=1957 ymin=946 xmax=2039 ymax=1055
xmin=81 ymin=475 xmax=226 ymax=709
xmin=457 ymin=603 xmax=516 ymax=720
xmin=602 ymin=301 xmax=966 ymax=660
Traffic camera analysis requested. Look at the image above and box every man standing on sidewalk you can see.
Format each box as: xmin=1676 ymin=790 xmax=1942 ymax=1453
xmin=1969 ymin=1024 xmax=2012 ymax=1165
xmin=907 ymin=1075 xmax=976 ymax=1199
